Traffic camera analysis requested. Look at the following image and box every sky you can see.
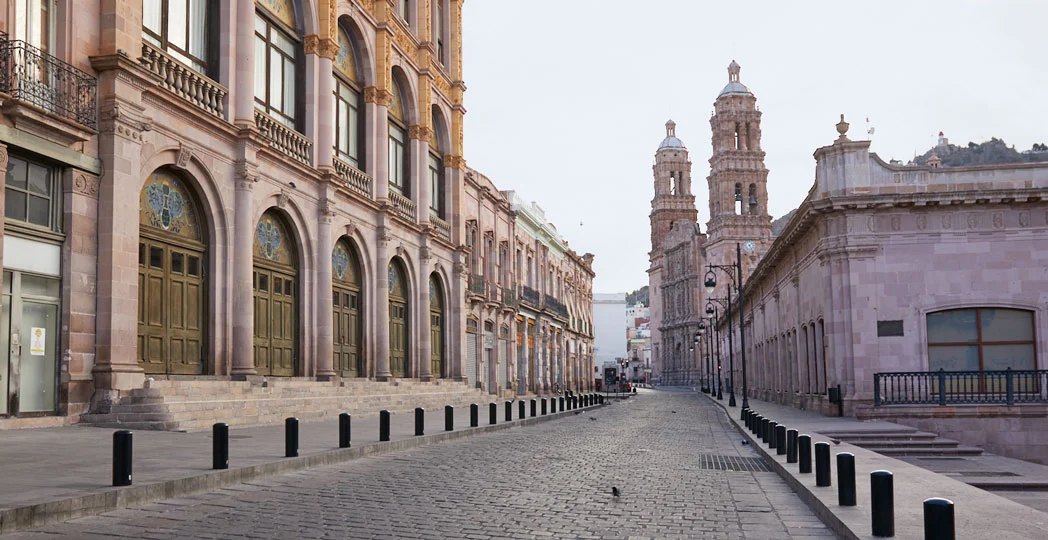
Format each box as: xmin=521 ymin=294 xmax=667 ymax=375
xmin=460 ymin=0 xmax=1048 ymax=294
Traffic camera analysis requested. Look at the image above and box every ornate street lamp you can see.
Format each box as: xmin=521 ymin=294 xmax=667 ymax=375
xmin=704 ymin=243 xmax=750 ymax=414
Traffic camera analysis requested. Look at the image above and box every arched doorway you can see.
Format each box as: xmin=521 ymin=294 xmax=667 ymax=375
xmin=429 ymin=274 xmax=445 ymax=378
xmin=332 ymin=239 xmax=363 ymax=377
xmin=253 ymin=210 xmax=298 ymax=376
xmin=138 ymin=169 xmax=207 ymax=375
xmin=388 ymin=259 xmax=409 ymax=378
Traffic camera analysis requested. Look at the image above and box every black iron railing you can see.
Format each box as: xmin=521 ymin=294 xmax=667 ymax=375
xmin=502 ymin=287 xmax=517 ymax=308
xmin=468 ymin=273 xmax=487 ymax=296
xmin=0 ymin=38 xmax=98 ymax=129
xmin=874 ymin=369 xmax=1048 ymax=407
xmin=521 ymin=286 xmax=541 ymax=308
xmin=545 ymin=295 xmax=568 ymax=320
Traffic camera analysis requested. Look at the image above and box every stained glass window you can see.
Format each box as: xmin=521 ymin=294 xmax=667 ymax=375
xmin=332 ymin=241 xmax=359 ymax=284
xmin=254 ymin=211 xmax=295 ymax=266
xmin=140 ymin=170 xmax=202 ymax=241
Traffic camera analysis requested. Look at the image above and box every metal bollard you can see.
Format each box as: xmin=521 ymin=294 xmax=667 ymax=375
xmin=285 ymin=417 xmax=299 ymax=457
xmin=560 ymin=396 xmax=565 ymax=410
xmin=768 ymin=422 xmax=779 ymax=449
xmin=761 ymin=418 xmax=770 ymax=442
xmin=489 ymin=402 xmax=497 ymax=425
xmin=754 ymin=415 xmax=763 ymax=435
xmin=339 ymin=413 xmax=351 ymax=448
xmin=743 ymin=408 xmax=750 ymax=429
xmin=786 ymin=429 xmax=799 ymax=463
xmin=213 ymin=423 xmax=229 ymax=470
xmin=445 ymin=405 xmax=454 ymax=432
xmin=470 ymin=404 xmax=479 ymax=427
xmin=551 ymin=397 xmax=557 ymax=413
xmin=923 ymin=498 xmax=954 ymax=540
xmin=798 ymin=434 xmax=813 ymax=473
xmin=837 ymin=452 xmax=856 ymax=506
xmin=541 ymin=398 xmax=547 ymax=415
xmin=871 ymin=470 xmax=895 ymax=537
xmin=530 ymin=398 xmax=537 ymax=417
xmin=380 ymin=410 xmax=391 ymax=441
xmin=505 ymin=401 xmax=512 ymax=421
xmin=519 ymin=400 xmax=526 ymax=419
xmin=815 ymin=442 xmax=831 ymax=486
xmin=776 ymin=425 xmax=787 ymax=455
xmin=113 ymin=430 xmax=133 ymax=486
xmin=414 ymin=407 xmax=425 ymax=436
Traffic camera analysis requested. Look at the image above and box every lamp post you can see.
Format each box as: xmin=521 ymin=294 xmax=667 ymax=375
xmin=705 ymin=297 xmax=734 ymax=406
xmin=705 ymin=242 xmax=750 ymax=411
xmin=695 ymin=326 xmax=705 ymax=392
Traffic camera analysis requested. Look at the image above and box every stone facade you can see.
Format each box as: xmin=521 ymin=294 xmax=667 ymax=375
xmin=0 ymin=0 xmax=592 ymax=428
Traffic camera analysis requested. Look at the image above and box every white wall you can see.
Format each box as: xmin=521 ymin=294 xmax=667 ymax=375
xmin=593 ymin=292 xmax=627 ymax=368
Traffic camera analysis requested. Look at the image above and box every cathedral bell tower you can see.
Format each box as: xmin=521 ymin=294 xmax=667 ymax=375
xmin=650 ymin=120 xmax=697 ymax=255
xmin=704 ymin=61 xmax=772 ymax=284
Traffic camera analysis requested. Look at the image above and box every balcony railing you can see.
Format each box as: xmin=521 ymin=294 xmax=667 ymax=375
xmin=874 ymin=369 xmax=1048 ymax=407
xmin=254 ymin=109 xmax=312 ymax=164
xmin=388 ymin=190 xmax=416 ymax=222
xmin=502 ymin=287 xmax=517 ymax=308
xmin=545 ymin=295 xmax=569 ymax=320
xmin=431 ymin=214 xmax=451 ymax=242
xmin=140 ymin=42 xmax=227 ymax=119
xmin=468 ymin=273 xmax=487 ymax=296
xmin=333 ymin=157 xmax=373 ymax=199
xmin=0 ymin=37 xmax=97 ymax=129
xmin=521 ymin=286 xmax=541 ymax=308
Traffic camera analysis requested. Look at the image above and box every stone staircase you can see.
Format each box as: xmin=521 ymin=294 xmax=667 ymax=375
xmin=80 ymin=378 xmax=505 ymax=432
xmin=819 ymin=426 xmax=984 ymax=458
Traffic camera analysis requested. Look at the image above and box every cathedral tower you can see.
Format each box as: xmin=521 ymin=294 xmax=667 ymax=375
xmin=650 ymin=120 xmax=697 ymax=253
xmin=704 ymin=61 xmax=772 ymax=289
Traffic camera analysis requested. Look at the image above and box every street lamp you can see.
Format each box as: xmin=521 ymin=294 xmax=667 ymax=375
xmin=704 ymin=243 xmax=750 ymax=413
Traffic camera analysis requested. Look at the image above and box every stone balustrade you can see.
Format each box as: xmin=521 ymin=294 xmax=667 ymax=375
xmin=254 ymin=109 xmax=313 ymax=165
xmin=431 ymin=215 xmax=451 ymax=242
xmin=140 ymin=42 xmax=226 ymax=119
xmin=389 ymin=190 xmax=416 ymax=222
xmin=333 ymin=157 xmax=373 ymax=199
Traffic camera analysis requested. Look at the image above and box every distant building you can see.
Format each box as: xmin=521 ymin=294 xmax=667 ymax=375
xmin=593 ymin=293 xmax=627 ymax=385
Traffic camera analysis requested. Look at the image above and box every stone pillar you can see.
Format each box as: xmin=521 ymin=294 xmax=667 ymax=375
xmin=231 ymin=168 xmax=257 ymax=376
xmin=315 ymin=200 xmax=336 ymax=379
xmin=368 ymin=90 xmax=392 ymax=201
xmin=63 ymin=171 xmax=100 ymax=413
xmin=417 ymin=253 xmax=432 ymax=380
xmin=315 ymin=56 xmax=336 ymax=170
xmin=234 ymin=0 xmax=256 ymax=126
xmin=374 ymin=227 xmax=391 ymax=380
xmin=410 ymin=128 xmax=431 ymax=225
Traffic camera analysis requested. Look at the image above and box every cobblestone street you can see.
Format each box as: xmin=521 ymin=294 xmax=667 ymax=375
xmin=10 ymin=391 xmax=835 ymax=539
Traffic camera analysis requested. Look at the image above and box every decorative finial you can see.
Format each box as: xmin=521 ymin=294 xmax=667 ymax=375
xmin=666 ymin=119 xmax=676 ymax=137
xmin=835 ymin=114 xmax=850 ymax=142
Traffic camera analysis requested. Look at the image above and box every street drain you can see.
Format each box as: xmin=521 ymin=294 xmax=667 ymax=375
xmin=698 ymin=454 xmax=770 ymax=472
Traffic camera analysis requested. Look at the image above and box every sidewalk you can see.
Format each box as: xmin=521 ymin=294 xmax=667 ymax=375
xmin=699 ymin=389 xmax=1048 ymax=539
xmin=0 ymin=397 xmax=599 ymax=535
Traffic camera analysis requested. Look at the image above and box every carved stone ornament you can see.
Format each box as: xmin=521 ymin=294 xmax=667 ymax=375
xmin=100 ymin=101 xmax=151 ymax=142
xmin=277 ymin=189 xmax=290 ymax=209
xmin=420 ymin=246 xmax=431 ymax=261
xmin=408 ymin=125 xmax=433 ymax=141
xmin=1019 ymin=211 xmax=1030 ymax=227
xmin=942 ymin=214 xmax=952 ymax=229
xmin=966 ymin=213 xmax=978 ymax=229
xmin=443 ymin=154 xmax=465 ymax=169
xmin=992 ymin=212 xmax=1004 ymax=229
xmin=0 ymin=146 xmax=8 ymax=168
xmin=174 ymin=144 xmax=193 ymax=170
xmin=396 ymin=245 xmax=406 ymax=257
xmin=916 ymin=214 xmax=927 ymax=230
xmin=890 ymin=216 xmax=901 ymax=232
xmin=866 ymin=216 xmax=875 ymax=233
xmin=364 ymin=87 xmax=393 ymax=106
xmin=73 ymin=172 xmax=99 ymax=199
xmin=303 ymin=34 xmax=320 ymax=55
xmin=453 ymin=261 xmax=466 ymax=275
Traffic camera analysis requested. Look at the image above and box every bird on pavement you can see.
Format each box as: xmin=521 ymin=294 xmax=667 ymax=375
xmin=741 ymin=440 xmax=749 ymax=445
xmin=671 ymin=411 xmax=677 ymax=414
xmin=589 ymin=417 xmax=597 ymax=421
xmin=612 ymin=487 xmax=620 ymax=497
xmin=831 ymin=439 xmax=841 ymax=445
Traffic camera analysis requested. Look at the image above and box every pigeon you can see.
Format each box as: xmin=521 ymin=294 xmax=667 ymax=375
xmin=671 ymin=411 xmax=677 ymax=414
xmin=611 ymin=487 xmax=620 ymax=497
xmin=741 ymin=440 xmax=749 ymax=445
xmin=589 ymin=417 xmax=597 ymax=421
xmin=574 ymin=411 xmax=582 ymax=415
xmin=831 ymin=439 xmax=841 ymax=445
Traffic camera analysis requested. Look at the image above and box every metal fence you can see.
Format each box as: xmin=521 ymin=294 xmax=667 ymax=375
xmin=873 ymin=369 xmax=1048 ymax=406
xmin=0 ymin=38 xmax=97 ymax=129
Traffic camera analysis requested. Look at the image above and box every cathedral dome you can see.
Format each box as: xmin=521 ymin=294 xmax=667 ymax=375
xmin=658 ymin=120 xmax=686 ymax=150
xmin=718 ymin=60 xmax=753 ymax=97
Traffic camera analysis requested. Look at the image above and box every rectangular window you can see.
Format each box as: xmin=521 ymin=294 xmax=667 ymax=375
xmin=255 ymin=13 xmax=297 ymax=128
xmin=4 ymin=155 xmax=60 ymax=232
xmin=388 ymin=124 xmax=407 ymax=195
xmin=141 ymin=0 xmax=209 ymax=74
xmin=428 ymin=154 xmax=442 ymax=216
xmin=335 ymin=80 xmax=361 ymax=168
xmin=927 ymin=308 xmax=1036 ymax=371
xmin=435 ymin=1 xmax=445 ymax=65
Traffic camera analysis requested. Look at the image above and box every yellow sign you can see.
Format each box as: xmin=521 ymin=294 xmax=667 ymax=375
xmin=30 ymin=327 xmax=45 ymax=356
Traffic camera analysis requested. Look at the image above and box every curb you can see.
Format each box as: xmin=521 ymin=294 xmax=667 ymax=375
xmin=0 ymin=403 xmax=604 ymax=535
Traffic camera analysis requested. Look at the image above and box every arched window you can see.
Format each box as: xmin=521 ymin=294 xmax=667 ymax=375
xmin=143 ymin=0 xmax=215 ymax=75
xmin=254 ymin=3 xmax=300 ymax=129
xmin=429 ymin=107 xmax=447 ymax=219
xmin=927 ymin=308 xmax=1036 ymax=371
xmin=734 ymin=183 xmax=742 ymax=215
xmin=388 ymin=75 xmax=410 ymax=196
xmin=334 ymin=23 xmax=364 ymax=169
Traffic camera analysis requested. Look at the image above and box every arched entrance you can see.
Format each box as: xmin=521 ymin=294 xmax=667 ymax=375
xmin=332 ymin=239 xmax=363 ymax=377
xmin=253 ymin=210 xmax=298 ymax=376
xmin=138 ymin=169 xmax=207 ymax=375
xmin=388 ymin=259 xmax=409 ymax=378
xmin=429 ymin=274 xmax=445 ymax=378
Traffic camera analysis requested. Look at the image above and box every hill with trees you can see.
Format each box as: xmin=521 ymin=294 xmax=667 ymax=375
xmin=910 ymin=138 xmax=1048 ymax=167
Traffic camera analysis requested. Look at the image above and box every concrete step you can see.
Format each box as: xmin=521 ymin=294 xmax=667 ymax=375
xmin=874 ymin=446 xmax=984 ymax=457
xmin=846 ymin=439 xmax=963 ymax=450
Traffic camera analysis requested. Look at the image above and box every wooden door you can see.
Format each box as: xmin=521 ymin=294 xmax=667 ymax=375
xmin=333 ymin=286 xmax=361 ymax=377
xmin=253 ymin=268 xmax=296 ymax=376
xmin=389 ymin=301 xmax=407 ymax=377
xmin=138 ymin=238 xmax=205 ymax=375
xmin=430 ymin=312 xmax=443 ymax=378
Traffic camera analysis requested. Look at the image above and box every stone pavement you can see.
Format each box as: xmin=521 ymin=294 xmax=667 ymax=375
xmin=6 ymin=390 xmax=836 ymax=539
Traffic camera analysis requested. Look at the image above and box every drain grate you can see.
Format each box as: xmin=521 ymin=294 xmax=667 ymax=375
xmin=698 ymin=454 xmax=770 ymax=472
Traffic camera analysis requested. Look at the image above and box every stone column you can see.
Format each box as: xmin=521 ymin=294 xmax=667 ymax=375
xmin=410 ymin=128 xmax=431 ymax=225
xmin=315 ymin=56 xmax=336 ymax=170
xmin=315 ymin=201 xmax=336 ymax=379
xmin=231 ymin=168 xmax=257 ymax=376
xmin=417 ymin=253 xmax=432 ymax=380
xmin=62 ymin=171 xmax=100 ymax=413
xmin=234 ymin=0 xmax=256 ymax=126
xmin=374 ymin=227 xmax=391 ymax=380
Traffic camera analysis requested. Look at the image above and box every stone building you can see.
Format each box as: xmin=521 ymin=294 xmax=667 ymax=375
xmin=648 ymin=61 xmax=771 ymax=386
xmin=0 ymin=0 xmax=593 ymax=429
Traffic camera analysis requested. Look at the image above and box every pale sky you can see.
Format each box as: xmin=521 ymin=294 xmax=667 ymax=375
xmin=461 ymin=0 xmax=1048 ymax=294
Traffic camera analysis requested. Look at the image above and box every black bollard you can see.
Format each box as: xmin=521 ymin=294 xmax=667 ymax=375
xmin=445 ymin=405 xmax=454 ymax=432
xmin=551 ymin=398 xmax=557 ymax=413
xmin=285 ymin=417 xmax=299 ymax=457
xmin=339 ymin=413 xmax=351 ymax=448
xmin=489 ymin=402 xmax=497 ymax=425
xmin=923 ymin=498 xmax=954 ymax=540
xmin=112 ymin=430 xmax=133 ymax=486
xmin=761 ymin=418 xmax=771 ymax=442
xmin=505 ymin=401 xmax=512 ymax=421
xmin=798 ymin=434 xmax=813 ymax=473
xmin=776 ymin=425 xmax=787 ymax=455
xmin=530 ymin=399 xmax=537 ymax=417
xmin=815 ymin=442 xmax=831 ymax=486
xmin=786 ymin=429 xmax=799 ymax=463
xmin=541 ymin=398 xmax=547 ymax=415
xmin=837 ymin=453 xmax=856 ymax=506
xmin=560 ymin=396 xmax=565 ymax=410
xmin=470 ymin=404 xmax=479 ymax=427
xmin=871 ymin=470 xmax=895 ymax=537
xmin=414 ymin=407 xmax=425 ymax=436
xmin=213 ymin=423 xmax=229 ymax=470
xmin=753 ymin=415 xmax=763 ymax=434
xmin=743 ymin=409 xmax=750 ymax=429
xmin=768 ymin=422 xmax=779 ymax=449
xmin=380 ymin=410 xmax=391 ymax=441
xmin=519 ymin=400 xmax=526 ymax=419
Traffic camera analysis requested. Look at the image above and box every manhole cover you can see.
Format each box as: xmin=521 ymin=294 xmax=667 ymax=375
xmin=698 ymin=454 xmax=770 ymax=472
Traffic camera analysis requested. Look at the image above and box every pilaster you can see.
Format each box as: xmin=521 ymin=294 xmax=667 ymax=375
xmin=231 ymin=160 xmax=258 ymax=376
xmin=315 ymin=196 xmax=337 ymax=379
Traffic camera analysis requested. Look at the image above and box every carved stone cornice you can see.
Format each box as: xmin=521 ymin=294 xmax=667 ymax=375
xmin=365 ymin=86 xmax=393 ymax=106
xmin=304 ymin=34 xmax=339 ymax=60
xmin=234 ymin=158 xmax=259 ymax=189
xmin=443 ymin=154 xmax=465 ymax=170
